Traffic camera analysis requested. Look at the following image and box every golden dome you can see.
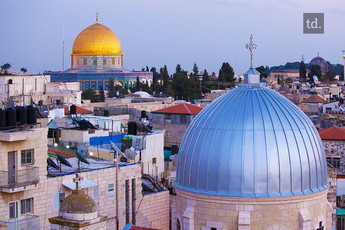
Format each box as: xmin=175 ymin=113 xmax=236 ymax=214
xmin=72 ymin=23 xmax=122 ymax=55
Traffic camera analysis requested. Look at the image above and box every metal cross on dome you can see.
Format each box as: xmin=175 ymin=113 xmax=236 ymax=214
xmin=245 ymin=34 xmax=257 ymax=68
xmin=73 ymin=173 xmax=83 ymax=190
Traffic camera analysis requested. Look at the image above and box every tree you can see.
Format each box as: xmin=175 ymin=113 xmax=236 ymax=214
xmin=99 ymin=85 xmax=105 ymax=102
xmin=172 ymin=73 xmax=199 ymax=100
xmin=150 ymin=67 xmax=159 ymax=93
xmin=255 ymin=66 xmax=268 ymax=79
xmin=285 ymin=77 xmax=293 ymax=84
xmin=108 ymin=78 xmax=116 ymax=98
xmin=308 ymin=65 xmax=322 ymax=83
xmin=160 ymin=65 xmax=170 ymax=94
xmin=146 ymin=66 xmax=149 ymax=72
xmin=299 ymin=61 xmax=306 ymax=82
xmin=218 ymin=62 xmax=235 ymax=88
xmin=136 ymin=77 xmax=141 ymax=91
xmin=1 ymin=63 xmax=11 ymax=70
xmin=82 ymin=88 xmax=99 ymax=102
xmin=340 ymin=71 xmax=344 ymax=81
xmin=202 ymin=69 xmax=209 ymax=83
xmin=175 ymin=64 xmax=182 ymax=74
xmin=193 ymin=62 xmax=199 ymax=76
xmin=20 ymin=68 xmax=27 ymax=73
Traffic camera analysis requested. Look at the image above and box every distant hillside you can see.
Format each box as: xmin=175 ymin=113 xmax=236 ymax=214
xmin=267 ymin=61 xmax=344 ymax=75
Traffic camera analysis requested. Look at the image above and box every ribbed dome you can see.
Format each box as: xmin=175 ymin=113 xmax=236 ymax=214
xmin=175 ymin=85 xmax=329 ymax=197
xmin=72 ymin=23 xmax=122 ymax=55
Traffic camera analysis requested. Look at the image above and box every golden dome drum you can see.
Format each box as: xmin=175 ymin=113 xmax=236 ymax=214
xmin=72 ymin=23 xmax=122 ymax=55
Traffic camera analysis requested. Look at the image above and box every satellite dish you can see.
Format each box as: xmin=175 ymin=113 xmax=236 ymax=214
xmin=56 ymin=152 xmax=72 ymax=168
xmin=75 ymin=151 xmax=90 ymax=165
xmin=47 ymin=158 xmax=59 ymax=170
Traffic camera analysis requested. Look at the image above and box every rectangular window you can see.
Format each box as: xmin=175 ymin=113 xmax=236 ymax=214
xmin=59 ymin=192 xmax=65 ymax=204
xmin=9 ymin=201 xmax=18 ymax=219
xmin=152 ymin=157 xmax=157 ymax=165
xmin=327 ymin=156 xmax=340 ymax=169
xmin=132 ymin=178 xmax=136 ymax=225
xmin=108 ymin=182 xmax=115 ymax=198
xmin=125 ymin=180 xmax=130 ymax=224
xmin=180 ymin=115 xmax=187 ymax=124
xmin=20 ymin=198 xmax=33 ymax=214
xmin=21 ymin=149 xmax=34 ymax=165
xmin=165 ymin=114 xmax=171 ymax=124
xmin=93 ymin=185 xmax=99 ymax=201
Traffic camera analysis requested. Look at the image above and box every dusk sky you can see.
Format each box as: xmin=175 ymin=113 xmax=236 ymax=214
xmin=1 ymin=0 xmax=345 ymax=75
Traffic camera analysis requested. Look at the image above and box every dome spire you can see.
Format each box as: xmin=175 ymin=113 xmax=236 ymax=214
xmin=96 ymin=13 xmax=98 ymax=23
xmin=244 ymin=34 xmax=260 ymax=84
xmin=245 ymin=34 xmax=257 ymax=68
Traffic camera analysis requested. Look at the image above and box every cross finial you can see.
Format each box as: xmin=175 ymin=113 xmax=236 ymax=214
xmin=96 ymin=13 xmax=98 ymax=23
xmin=245 ymin=34 xmax=257 ymax=68
xmin=73 ymin=173 xmax=83 ymax=190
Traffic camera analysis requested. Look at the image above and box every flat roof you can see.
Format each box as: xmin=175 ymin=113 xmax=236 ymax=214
xmin=48 ymin=156 xmax=138 ymax=177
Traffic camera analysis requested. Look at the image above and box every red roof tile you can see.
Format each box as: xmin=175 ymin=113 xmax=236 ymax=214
xmin=302 ymin=95 xmax=326 ymax=104
xmin=64 ymin=105 xmax=93 ymax=115
xmin=318 ymin=126 xmax=345 ymax=140
xmin=152 ymin=103 xmax=203 ymax=114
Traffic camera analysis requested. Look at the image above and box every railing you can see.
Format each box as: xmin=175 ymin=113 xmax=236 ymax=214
xmin=0 ymin=215 xmax=40 ymax=230
xmin=0 ymin=167 xmax=39 ymax=189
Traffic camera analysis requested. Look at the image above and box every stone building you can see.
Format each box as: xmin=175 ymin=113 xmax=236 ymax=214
xmin=151 ymin=103 xmax=203 ymax=148
xmin=0 ymin=113 xmax=169 ymax=229
xmin=173 ymin=41 xmax=332 ymax=229
xmin=0 ymin=74 xmax=81 ymax=106
xmin=300 ymin=94 xmax=326 ymax=114
xmin=319 ymin=126 xmax=345 ymax=174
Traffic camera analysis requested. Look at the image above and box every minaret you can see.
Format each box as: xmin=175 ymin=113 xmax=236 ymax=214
xmin=244 ymin=34 xmax=260 ymax=84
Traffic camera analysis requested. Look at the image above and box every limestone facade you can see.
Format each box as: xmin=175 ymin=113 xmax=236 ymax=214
xmin=174 ymin=188 xmax=332 ymax=230
xmin=0 ymin=127 xmax=169 ymax=230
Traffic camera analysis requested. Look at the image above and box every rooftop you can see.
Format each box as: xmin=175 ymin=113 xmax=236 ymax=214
xmin=302 ymin=95 xmax=326 ymax=104
xmin=152 ymin=103 xmax=203 ymax=114
xmin=48 ymin=146 xmax=137 ymax=177
xmin=64 ymin=105 xmax=93 ymax=115
xmin=318 ymin=126 xmax=345 ymax=140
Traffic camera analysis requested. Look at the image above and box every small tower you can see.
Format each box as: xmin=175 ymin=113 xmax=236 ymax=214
xmin=244 ymin=34 xmax=260 ymax=84
xmin=49 ymin=174 xmax=107 ymax=230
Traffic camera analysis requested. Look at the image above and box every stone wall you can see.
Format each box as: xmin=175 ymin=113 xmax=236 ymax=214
xmin=327 ymin=165 xmax=338 ymax=228
xmin=137 ymin=190 xmax=170 ymax=230
xmin=175 ymin=188 xmax=332 ymax=230
xmin=323 ymin=140 xmax=345 ymax=173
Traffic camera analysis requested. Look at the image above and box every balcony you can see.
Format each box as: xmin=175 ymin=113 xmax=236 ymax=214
xmin=0 ymin=167 xmax=39 ymax=193
xmin=0 ymin=130 xmax=29 ymax=142
xmin=0 ymin=215 xmax=40 ymax=230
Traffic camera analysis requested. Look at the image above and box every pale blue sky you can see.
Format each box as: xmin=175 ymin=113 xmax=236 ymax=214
xmin=1 ymin=0 xmax=344 ymax=75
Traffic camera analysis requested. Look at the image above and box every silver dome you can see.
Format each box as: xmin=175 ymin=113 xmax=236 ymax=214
xmin=175 ymin=85 xmax=329 ymax=197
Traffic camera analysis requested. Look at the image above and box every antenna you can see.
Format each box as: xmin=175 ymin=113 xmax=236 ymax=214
xmin=96 ymin=13 xmax=98 ymax=23
xmin=62 ymin=20 xmax=65 ymax=79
